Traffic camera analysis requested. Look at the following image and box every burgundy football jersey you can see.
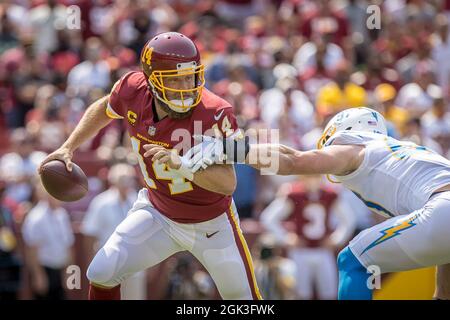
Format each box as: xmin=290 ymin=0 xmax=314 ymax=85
xmin=283 ymin=182 xmax=339 ymax=248
xmin=106 ymin=71 xmax=238 ymax=223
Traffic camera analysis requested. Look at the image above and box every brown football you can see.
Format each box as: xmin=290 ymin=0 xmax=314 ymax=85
xmin=39 ymin=160 xmax=88 ymax=202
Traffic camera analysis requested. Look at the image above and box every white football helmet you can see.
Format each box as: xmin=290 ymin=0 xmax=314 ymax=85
xmin=317 ymin=107 xmax=388 ymax=149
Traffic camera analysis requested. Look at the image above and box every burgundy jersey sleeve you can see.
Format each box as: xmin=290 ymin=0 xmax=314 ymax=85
xmin=196 ymin=89 xmax=242 ymax=139
xmin=106 ymin=79 xmax=125 ymax=119
xmin=211 ymin=104 xmax=241 ymax=139
xmin=106 ymin=71 xmax=139 ymax=119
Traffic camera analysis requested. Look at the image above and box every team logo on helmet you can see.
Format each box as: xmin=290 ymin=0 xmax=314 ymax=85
xmin=141 ymin=46 xmax=153 ymax=67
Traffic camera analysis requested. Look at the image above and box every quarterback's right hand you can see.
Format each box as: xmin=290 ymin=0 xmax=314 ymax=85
xmin=38 ymin=147 xmax=74 ymax=173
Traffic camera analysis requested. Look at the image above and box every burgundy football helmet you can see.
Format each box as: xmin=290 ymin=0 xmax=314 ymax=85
xmin=140 ymin=32 xmax=205 ymax=113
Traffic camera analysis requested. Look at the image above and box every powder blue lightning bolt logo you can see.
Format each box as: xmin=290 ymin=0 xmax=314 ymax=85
xmin=361 ymin=213 xmax=420 ymax=255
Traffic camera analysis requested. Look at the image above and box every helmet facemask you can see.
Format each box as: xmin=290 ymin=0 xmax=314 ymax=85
xmin=148 ymin=61 xmax=205 ymax=117
xmin=317 ymin=124 xmax=336 ymax=149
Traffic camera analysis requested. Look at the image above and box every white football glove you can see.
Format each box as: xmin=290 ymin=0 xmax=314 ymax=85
xmin=175 ymin=142 xmax=211 ymax=180
xmin=185 ymin=133 xmax=250 ymax=174
xmin=189 ymin=135 xmax=225 ymax=173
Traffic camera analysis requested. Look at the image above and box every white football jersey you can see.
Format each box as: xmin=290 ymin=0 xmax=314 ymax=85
xmin=325 ymin=131 xmax=450 ymax=218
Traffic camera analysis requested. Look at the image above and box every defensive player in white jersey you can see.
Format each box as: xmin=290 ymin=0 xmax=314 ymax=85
xmin=146 ymin=107 xmax=450 ymax=299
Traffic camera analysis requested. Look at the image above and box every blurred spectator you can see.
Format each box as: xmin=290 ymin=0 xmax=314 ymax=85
xmin=383 ymin=0 xmax=407 ymax=22
xmin=2 ymin=1 xmax=29 ymax=41
xmin=421 ymin=91 xmax=450 ymax=155
xmin=315 ymin=60 xmax=367 ymax=117
xmin=372 ymin=20 xmax=415 ymax=68
xmin=0 ymin=128 xmax=46 ymax=204
xmin=260 ymin=175 xmax=356 ymax=299
xmin=29 ymin=0 xmax=67 ymax=55
xmin=300 ymin=50 xmax=334 ymax=102
xmin=165 ymin=254 xmax=215 ymax=300
xmin=2 ymin=37 xmax=48 ymax=128
xmin=344 ymin=0 xmax=370 ymax=65
xmin=22 ymin=181 xmax=75 ymax=300
xmin=353 ymin=53 xmax=400 ymax=91
xmin=67 ymin=37 xmax=110 ymax=98
xmin=259 ymin=64 xmax=314 ymax=138
xmin=374 ymin=83 xmax=409 ymax=137
xmin=48 ymin=30 xmax=81 ymax=77
xmin=252 ymin=233 xmax=297 ymax=300
xmin=294 ymin=32 xmax=344 ymax=77
xmin=404 ymin=0 xmax=436 ymax=33
xmin=214 ymin=0 xmax=265 ymax=28
xmin=431 ymin=14 xmax=450 ymax=98
xmin=299 ymin=0 xmax=349 ymax=46
xmin=125 ymin=10 xmax=155 ymax=58
xmin=88 ymin=0 xmax=115 ymax=38
xmin=396 ymin=33 xmax=434 ymax=84
xmin=396 ymin=62 xmax=440 ymax=118
xmin=402 ymin=117 xmax=443 ymax=155
xmin=81 ymin=163 xmax=146 ymax=300
xmin=24 ymin=83 xmax=72 ymax=153
xmin=233 ymin=164 xmax=258 ymax=219
xmin=0 ymin=6 xmax=19 ymax=55
xmin=212 ymin=61 xmax=259 ymax=125
xmin=0 ymin=179 xmax=22 ymax=300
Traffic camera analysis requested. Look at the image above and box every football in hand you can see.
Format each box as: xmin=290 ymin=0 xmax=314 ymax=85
xmin=39 ymin=160 xmax=88 ymax=202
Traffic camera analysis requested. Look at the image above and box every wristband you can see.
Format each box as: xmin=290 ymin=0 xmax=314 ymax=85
xmin=222 ymin=135 xmax=250 ymax=164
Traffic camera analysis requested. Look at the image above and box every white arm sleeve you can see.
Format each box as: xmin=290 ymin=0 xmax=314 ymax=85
xmin=260 ymin=196 xmax=294 ymax=243
xmin=329 ymin=197 xmax=357 ymax=247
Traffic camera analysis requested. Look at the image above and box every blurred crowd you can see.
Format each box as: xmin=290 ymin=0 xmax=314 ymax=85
xmin=1 ymin=0 xmax=450 ymax=300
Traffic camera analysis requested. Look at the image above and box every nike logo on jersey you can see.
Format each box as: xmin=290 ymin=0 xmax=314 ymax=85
xmin=214 ymin=110 xmax=225 ymax=121
xmin=206 ymin=231 xmax=219 ymax=238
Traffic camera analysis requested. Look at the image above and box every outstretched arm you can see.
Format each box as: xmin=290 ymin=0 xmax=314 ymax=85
xmin=143 ymin=137 xmax=365 ymax=183
xmin=245 ymin=143 xmax=365 ymax=177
